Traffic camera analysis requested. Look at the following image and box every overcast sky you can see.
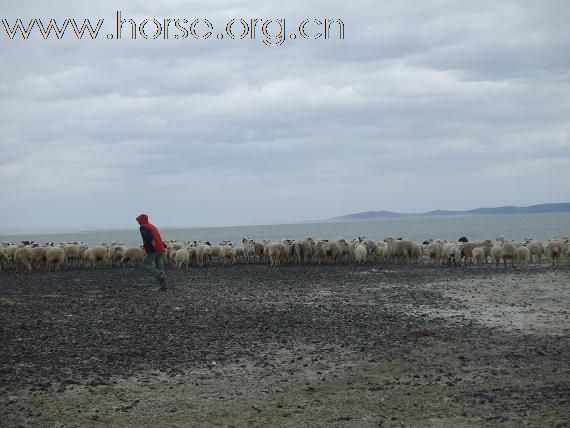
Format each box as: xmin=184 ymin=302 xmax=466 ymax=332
xmin=1 ymin=0 xmax=569 ymax=232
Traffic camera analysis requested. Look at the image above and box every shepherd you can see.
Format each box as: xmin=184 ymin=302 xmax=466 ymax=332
xmin=136 ymin=213 xmax=168 ymax=291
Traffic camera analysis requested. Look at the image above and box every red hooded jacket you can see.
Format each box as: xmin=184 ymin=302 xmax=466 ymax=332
xmin=136 ymin=214 xmax=165 ymax=253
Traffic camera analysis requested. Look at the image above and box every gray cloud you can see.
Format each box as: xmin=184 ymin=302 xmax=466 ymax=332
xmin=1 ymin=0 xmax=569 ymax=231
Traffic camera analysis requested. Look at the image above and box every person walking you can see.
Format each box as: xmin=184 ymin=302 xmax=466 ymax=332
xmin=136 ymin=213 xmax=168 ymax=291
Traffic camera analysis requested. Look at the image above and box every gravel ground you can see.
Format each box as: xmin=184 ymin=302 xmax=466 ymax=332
xmin=1 ymin=264 xmax=569 ymax=427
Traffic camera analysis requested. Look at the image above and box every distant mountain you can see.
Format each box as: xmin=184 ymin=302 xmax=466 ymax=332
xmin=331 ymin=203 xmax=570 ymax=222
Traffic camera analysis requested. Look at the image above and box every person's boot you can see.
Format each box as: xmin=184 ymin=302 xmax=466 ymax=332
xmin=159 ymin=276 xmax=168 ymax=290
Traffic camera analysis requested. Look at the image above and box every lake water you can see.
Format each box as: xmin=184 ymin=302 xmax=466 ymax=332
xmin=1 ymin=213 xmax=569 ymax=247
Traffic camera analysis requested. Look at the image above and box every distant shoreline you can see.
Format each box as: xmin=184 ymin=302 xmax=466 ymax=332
xmin=2 ymin=203 xmax=569 ymax=236
xmin=1 ymin=211 xmax=569 ymax=246
xmin=331 ymin=202 xmax=570 ymax=222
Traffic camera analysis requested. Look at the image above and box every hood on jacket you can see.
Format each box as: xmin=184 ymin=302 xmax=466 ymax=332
xmin=136 ymin=214 xmax=149 ymax=225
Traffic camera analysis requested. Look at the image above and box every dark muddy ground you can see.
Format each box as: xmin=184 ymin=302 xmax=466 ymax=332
xmin=0 ymin=264 xmax=569 ymax=427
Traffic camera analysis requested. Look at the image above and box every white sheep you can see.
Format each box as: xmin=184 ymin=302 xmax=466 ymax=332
xmin=460 ymin=240 xmax=492 ymax=265
xmin=121 ymin=247 xmax=145 ymax=267
xmin=84 ymin=245 xmax=109 ymax=268
xmin=268 ymin=242 xmax=287 ymax=267
xmin=515 ymin=245 xmax=530 ymax=269
xmin=5 ymin=245 xmax=17 ymax=265
xmin=188 ymin=246 xmax=198 ymax=265
xmin=64 ymin=244 xmax=84 ymax=268
xmin=323 ymin=240 xmax=341 ymax=264
xmin=221 ymin=245 xmax=237 ymax=265
xmin=490 ymin=245 xmax=502 ymax=267
xmin=337 ymin=238 xmax=350 ymax=263
xmin=167 ymin=248 xmax=178 ymax=266
xmin=406 ymin=242 xmax=420 ymax=264
xmin=363 ymin=240 xmax=377 ymax=262
xmin=242 ymin=238 xmax=256 ymax=264
xmin=292 ymin=240 xmax=309 ymax=264
xmin=31 ymin=246 xmax=47 ymax=270
xmin=304 ymin=238 xmax=317 ymax=263
xmin=354 ymin=244 xmax=367 ymax=264
xmin=444 ymin=244 xmax=461 ymax=267
xmin=563 ymin=237 xmax=570 ymax=260
xmin=46 ymin=247 xmax=66 ymax=271
xmin=303 ymin=239 xmax=315 ymax=263
xmin=254 ymin=242 xmax=265 ymax=263
xmin=210 ymin=244 xmax=224 ymax=263
xmin=427 ymin=240 xmax=443 ymax=265
xmin=313 ymin=240 xmax=326 ymax=265
xmin=175 ymin=247 xmax=190 ymax=269
xmin=0 ymin=248 xmax=8 ymax=271
xmin=196 ymin=244 xmax=212 ymax=267
xmin=235 ymin=247 xmax=244 ymax=263
xmin=14 ymin=246 xmax=33 ymax=272
xmin=545 ymin=239 xmax=563 ymax=266
xmin=524 ymin=240 xmax=544 ymax=264
xmin=384 ymin=238 xmax=415 ymax=264
xmin=497 ymin=238 xmax=516 ymax=268
xmin=374 ymin=242 xmax=387 ymax=262
xmin=109 ymin=245 xmax=125 ymax=267
xmin=472 ymin=247 xmax=486 ymax=266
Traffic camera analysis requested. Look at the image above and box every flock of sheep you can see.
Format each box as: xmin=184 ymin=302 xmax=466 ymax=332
xmin=1 ymin=235 xmax=569 ymax=272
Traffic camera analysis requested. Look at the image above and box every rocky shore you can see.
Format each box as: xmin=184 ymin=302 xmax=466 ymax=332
xmin=1 ymin=265 xmax=569 ymax=427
